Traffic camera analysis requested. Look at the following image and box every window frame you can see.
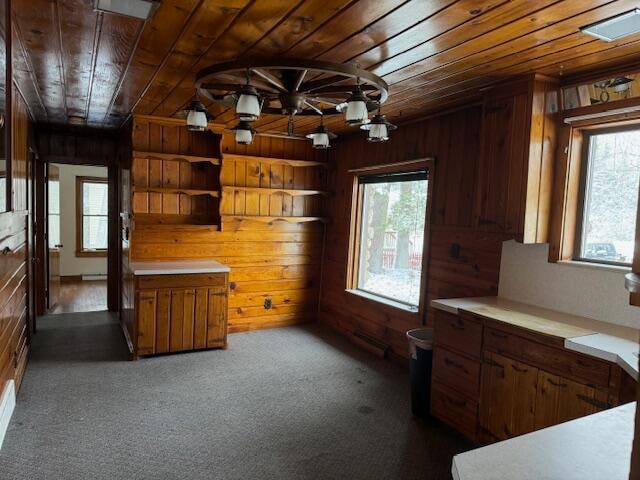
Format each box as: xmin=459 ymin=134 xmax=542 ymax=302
xmin=346 ymin=159 xmax=435 ymax=316
xmin=76 ymin=176 xmax=108 ymax=257
xmin=573 ymin=124 xmax=640 ymax=267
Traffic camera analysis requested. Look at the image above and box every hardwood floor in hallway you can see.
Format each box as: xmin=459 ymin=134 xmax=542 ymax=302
xmin=50 ymin=280 xmax=107 ymax=314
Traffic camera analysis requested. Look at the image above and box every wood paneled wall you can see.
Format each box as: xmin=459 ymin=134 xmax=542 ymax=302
xmin=0 ymin=91 xmax=30 ymax=396
xmin=320 ymin=106 xmax=512 ymax=359
xmin=129 ymin=118 xmax=327 ymax=333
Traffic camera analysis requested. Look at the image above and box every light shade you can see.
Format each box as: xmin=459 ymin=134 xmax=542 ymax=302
xmin=232 ymin=121 xmax=256 ymax=145
xmin=94 ymin=0 xmax=158 ymax=20
xmin=185 ymin=100 xmax=208 ymax=132
xmin=360 ymin=114 xmax=397 ymax=142
xmin=344 ymin=86 xmax=370 ymax=125
xmin=236 ymin=85 xmax=261 ymax=121
xmin=305 ymin=124 xmax=336 ymax=149
xmin=581 ymin=9 xmax=640 ymax=42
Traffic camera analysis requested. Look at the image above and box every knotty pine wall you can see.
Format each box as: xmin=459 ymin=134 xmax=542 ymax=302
xmin=0 ymin=91 xmax=31 ymax=396
xmin=129 ymin=117 xmax=327 ymax=333
xmin=320 ymin=106 xmax=513 ymax=359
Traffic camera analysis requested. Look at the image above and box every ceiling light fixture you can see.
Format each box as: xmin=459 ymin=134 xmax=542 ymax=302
xmin=581 ymin=9 xmax=640 ymax=42
xmin=344 ymin=84 xmax=370 ymax=125
xmin=231 ymin=121 xmax=256 ymax=145
xmin=360 ymin=111 xmax=397 ymax=142
xmin=305 ymin=117 xmax=337 ymax=149
xmin=185 ymin=98 xmax=208 ymax=132
xmin=194 ymin=58 xmax=393 ymax=145
xmin=94 ymin=0 xmax=159 ymax=20
xmin=235 ymin=71 xmax=262 ymax=121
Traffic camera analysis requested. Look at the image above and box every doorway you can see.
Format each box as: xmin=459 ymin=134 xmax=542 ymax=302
xmin=46 ymin=163 xmax=109 ymax=314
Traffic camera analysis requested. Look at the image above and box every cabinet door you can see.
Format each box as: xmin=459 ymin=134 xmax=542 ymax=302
xmin=207 ymin=289 xmax=227 ymax=347
xmin=137 ymin=290 xmax=157 ymax=355
xmin=534 ymin=370 xmax=611 ymax=430
xmin=479 ymin=352 xmax=538 ymax=441
xmin=169 ymin=289 xmax=196 ymax=352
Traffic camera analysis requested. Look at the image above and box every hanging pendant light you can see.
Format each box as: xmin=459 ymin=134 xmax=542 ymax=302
xmin=235 ymin=70 xmax=262 ymax=121
xmin=185 ymin=98 xmax=208 ymax=132
xmin=360 ymin=111 xmax=397 ymax=142
xmin=231 ymin=120 xmax=256 ymax=145
xmin=344 ymin=83 xmax=370 ymax=125
xmin=306 ymin=117 xmax=337 ymax=149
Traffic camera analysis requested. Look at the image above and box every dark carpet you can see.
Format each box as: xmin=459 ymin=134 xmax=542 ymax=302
xmin=0 ymin=312 xmax=472 ymax=479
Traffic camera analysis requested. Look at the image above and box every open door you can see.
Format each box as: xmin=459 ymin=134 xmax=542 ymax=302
xmin=47 ymin=164 xmax=61 ymax=311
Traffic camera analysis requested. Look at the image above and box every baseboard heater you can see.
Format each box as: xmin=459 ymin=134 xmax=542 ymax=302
xmin=349 ymin=331 xmax=389 ymax=358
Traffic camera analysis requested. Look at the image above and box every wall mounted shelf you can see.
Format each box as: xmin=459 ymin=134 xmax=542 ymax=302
xmin=134 ymin=150 xmax=221 ymax=165
xmin=222 ymin=153 xmax=327 ymax=168
xmin=222 ymin=186 xmax=328 ymax=197
xmin=134 ymin=186 xmax=219 ymax=197
xmin=221 ymin=215 xmax=327 ymax=224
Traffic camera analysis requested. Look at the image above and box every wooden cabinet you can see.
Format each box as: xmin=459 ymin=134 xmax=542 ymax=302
xmin=132 ymin=273 xmax=228 ymax=358
xmin=431 ymin=309 xmax=633 ymax=443
xmin=475 ymin=75 xmax=558 ymax=243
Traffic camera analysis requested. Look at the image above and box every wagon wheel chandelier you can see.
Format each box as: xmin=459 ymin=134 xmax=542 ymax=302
xmin=188 ymin=58 xmax=396 ymax=148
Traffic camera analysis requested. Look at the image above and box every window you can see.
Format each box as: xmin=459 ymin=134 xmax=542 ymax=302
xmin=77 ymin=177 xmax=108 ymax=256
xmin=576 ymin=127 xmax=640 ymax=266
xmin=48 ymin=176 xmax=60 ymax=248
xmin=348 ymin=167 xmax=431 ymax=310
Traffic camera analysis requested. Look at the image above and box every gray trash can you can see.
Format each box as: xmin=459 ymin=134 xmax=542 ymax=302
xmin=406 ymin=328 xmax=433 ymax=418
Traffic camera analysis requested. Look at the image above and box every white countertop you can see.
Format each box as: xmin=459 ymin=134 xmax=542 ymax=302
xmin=431 ymin=297 xmax=639 ymax=380
xmin=452 ymin=402 xmax=636 ymax=480
xmin=130 ymin=260 xmax=230 ymax=275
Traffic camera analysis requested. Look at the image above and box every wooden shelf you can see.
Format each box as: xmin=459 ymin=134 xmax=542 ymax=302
xmin=222 ymin=186 xmax=328 ymax=197
xmin=222 ymin=153 xmax=327 ymax=168
xmin=133 ymin=213 xmax=217 ymax=225
xmin=222 ymin=215 xmax=327 ymax=224
xmin=134 ymin=186 xmax=219 ymax=197
xmin=134 ymin=223 xmax=219 ymax=231
xmin=134 ymin=150 xmax=220 ymax=165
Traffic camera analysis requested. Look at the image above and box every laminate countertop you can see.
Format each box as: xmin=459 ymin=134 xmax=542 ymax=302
xmin=452 ymin=402 xmax=636 ymax=480
xmin=130 ymin=260 xmax=230 ymax=275
xmin=431 ymin=296 xmax=639 ymax=380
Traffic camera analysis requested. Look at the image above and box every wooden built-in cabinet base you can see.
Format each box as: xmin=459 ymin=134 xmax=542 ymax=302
xmin=431 ymin=309 xmax=636 ymax=443
xmin=125 ymin=273 xmax=229 ymax=359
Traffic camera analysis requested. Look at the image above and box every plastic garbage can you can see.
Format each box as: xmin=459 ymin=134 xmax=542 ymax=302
xmin=406 ymin=328 xmax=434 ymax=418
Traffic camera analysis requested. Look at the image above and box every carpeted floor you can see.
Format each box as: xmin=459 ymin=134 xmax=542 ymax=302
xmin=0 ymin=312 xmax=472 ymax=480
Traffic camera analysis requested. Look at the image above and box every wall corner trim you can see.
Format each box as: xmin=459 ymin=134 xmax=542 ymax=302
xmin=0 ymin=380 xmax=16 ymax=450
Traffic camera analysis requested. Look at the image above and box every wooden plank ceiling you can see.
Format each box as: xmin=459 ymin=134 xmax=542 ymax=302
xmin=12 ymin=0 xmax=640 ymax=135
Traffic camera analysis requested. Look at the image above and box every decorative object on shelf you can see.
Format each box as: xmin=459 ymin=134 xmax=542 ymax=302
xmin=184 ymin=97 xmax=209 ymax=131
xmin=305 ymin=116 xmax=337 ymax=149
xmin=360 ymin=110 xmax=397 ymax=142
xmin=194 ymin=58 xmax=391 ymax=146
xmin=231 ymin=120 xmax=256 ymax=145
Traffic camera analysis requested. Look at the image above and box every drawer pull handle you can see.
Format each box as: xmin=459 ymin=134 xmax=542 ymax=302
xmin=576 ymin=394 xmax=611 ymax=410
xmin=444 ymin=358 xmax=465 ymax=370
xmin=547 ymin=378 xmax=568 ymax=388
xmin=451 ymin=320 xmax=466 ymax=331
xmin=484 ymin=358 xmax=505 ymax=369
xmin=511 ymin=364 xmax=529 ymax=373
xmin=445 ymin=395 xmax=467 ymax=408
xmin=489 ymin=331 xmax=508 ymax=339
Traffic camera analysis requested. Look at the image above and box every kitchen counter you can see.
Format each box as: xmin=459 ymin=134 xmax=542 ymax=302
xmin=431 ymin=297 xmax=639 ymax=380
xmin=452 ymin=402 xmax=636 ymax=480
xmin=130 ymin=259 xmax=230 ymax=275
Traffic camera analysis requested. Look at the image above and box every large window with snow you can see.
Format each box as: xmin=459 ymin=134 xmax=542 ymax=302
xmin=576 ymin=126 xmax=640 ymax=266
xmin=77 ymin=177 xmax=108 ymax=256
xmin=350 ymin=169 xmax=429 ymax=310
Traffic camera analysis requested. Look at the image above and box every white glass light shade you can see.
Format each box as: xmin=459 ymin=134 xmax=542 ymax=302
xmin=186 ymin=110 xmax=207 ymax=131
xmin=368 ymin=123 xmax=388 ymax=141
xmin=311 ymin=132 xmax=329 ymax=149
xmin=345 ymin=100 xmax=368 ymax=125
xmin=235 ymin=128 xmax=254 ymax=145
xmin=236 ymin=91 xmax=261 ymax=121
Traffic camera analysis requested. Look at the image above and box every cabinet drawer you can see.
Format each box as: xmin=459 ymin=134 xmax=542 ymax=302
xmin=434 ymin=310 xmax=482 ymax=359
xmin=433 ymin=347 xmax=481 ymax=398
xmin=431 ymin=381 xmax=478 ymax=440
xmin=484 ymin=327 xmax=611 ymax=387
xmin=137 ymin=273 xmax=227 ymax=290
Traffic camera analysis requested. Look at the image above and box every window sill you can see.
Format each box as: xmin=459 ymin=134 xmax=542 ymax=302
xmin=76 ymin=250 xmax=108 ymax=258
xmin=345 ymin=289 xmax=419 ymax=313
xmin=557 ymin=260 xmax=631 ymax=274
